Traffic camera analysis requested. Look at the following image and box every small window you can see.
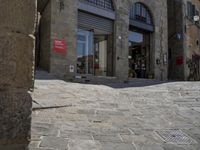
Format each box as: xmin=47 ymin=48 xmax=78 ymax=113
xmin=187 ymin=1 xmax=199 ymax=22
xmin=187 ymin=1 xmax=193 ymax=19
xmin=130 ymin=2 xmax=153 ymax=25
xmin=80 ymin=0 xmax=114 ymax=11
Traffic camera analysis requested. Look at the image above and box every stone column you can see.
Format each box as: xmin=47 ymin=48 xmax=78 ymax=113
xmin=50 ymin=0 xmax=78 ymax=79
xmin=0 ymin=0 xmax=36 ymax=149
xmin=114 ymin=1 xmax=129 ymax=80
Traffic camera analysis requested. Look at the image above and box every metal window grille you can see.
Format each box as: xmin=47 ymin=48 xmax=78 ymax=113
xmin=79 ymin=0 xmax=114 ymax=11
xmin=130 ymin=2 xmax=153 ymax=25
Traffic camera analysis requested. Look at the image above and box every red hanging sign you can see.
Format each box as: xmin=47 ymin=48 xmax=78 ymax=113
xmin=53 ymin=39 xmax=67 ymax=54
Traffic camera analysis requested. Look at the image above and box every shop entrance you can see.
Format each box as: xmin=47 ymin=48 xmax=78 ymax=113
xmin=77 ymin=29 xmax=113 ymax=76
xmin=128 ymin=30 xmax=150 ymax=78
xmin=94 ymin=35 xmax=108 ymax=76
xmin=128 ymin=2 xmax=154 ymax=79
xmin=77 ymin=30 xmax=93 ymax=75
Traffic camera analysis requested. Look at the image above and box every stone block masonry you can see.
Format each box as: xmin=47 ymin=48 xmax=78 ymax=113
xmin=0 ymin=0 xmax=36 ymax=34
xmin=0 ymin=0 xmax=37 ymax=149
xmin=0 ymin=91 xmax=32 ymax=145
xmin=39 ymin=0 xmax=168 ymax=80
xmin=0 ymin=33 xmax=35 ymax=89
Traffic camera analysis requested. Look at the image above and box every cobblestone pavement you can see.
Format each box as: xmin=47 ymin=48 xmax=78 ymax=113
xmin=29 ymin=71 xmax=200 ymax=150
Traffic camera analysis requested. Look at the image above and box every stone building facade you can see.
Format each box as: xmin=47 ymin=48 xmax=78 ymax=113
xmin=37 ymin=0 xmax=168 ymax=81
xmin=168 ymin=0 xmax=200 ymax=80
xmin=0 ymin=0 xmax=36 ymax=149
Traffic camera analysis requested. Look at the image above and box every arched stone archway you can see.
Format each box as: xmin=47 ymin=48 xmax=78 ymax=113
xmin=128 ymin=2 xmax=155 ymax=79
xmin=114 ymin=0 xmax=168 ymax=80
xmin=128 ymin=0 xmax=156 ymax=23
xmin=129 ymin=2 xmax=154 ymax=31
xmin=129 ymin=0 xmax=168 ymax=80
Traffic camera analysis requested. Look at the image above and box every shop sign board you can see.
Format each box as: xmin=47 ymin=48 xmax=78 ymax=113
xmin=53 ymin=39 xmax=67 ymax=54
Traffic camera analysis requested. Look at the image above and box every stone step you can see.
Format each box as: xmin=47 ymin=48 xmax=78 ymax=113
xmin=73 ymin=75 xmax=122 ymax=84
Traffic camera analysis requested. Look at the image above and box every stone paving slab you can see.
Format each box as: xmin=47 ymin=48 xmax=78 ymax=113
xmin=101 ymin=142 xmax=136 ymax=150
xmin=134 ymin=144 xmax=164 ymax=150
xmin=68 ymin=140 xmax=102 ymax=150
xmin=30 ymin=71 xmax=200 ymax=150
xmin=39 ymin=136 xmax=68 ymax=150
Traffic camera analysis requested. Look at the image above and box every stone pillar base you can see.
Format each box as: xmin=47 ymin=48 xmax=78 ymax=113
xmin=0 ymin=144 xmax=28 ymax=150
xmin=0 ymin=89 xmax=32 ymax=149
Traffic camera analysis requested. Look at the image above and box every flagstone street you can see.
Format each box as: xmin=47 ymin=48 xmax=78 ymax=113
xmin=30 ymin=71 xmax=200 ymax=150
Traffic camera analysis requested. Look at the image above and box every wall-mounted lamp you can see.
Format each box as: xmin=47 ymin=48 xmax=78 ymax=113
xmin=187 ymin=15 xmax=200 ymax=27
xmin=194 ymin=15 xmax=200 ymax=22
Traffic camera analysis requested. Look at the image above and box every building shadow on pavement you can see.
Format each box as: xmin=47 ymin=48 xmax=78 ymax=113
xmin=35 ymin=69 xmax=174 ymax=88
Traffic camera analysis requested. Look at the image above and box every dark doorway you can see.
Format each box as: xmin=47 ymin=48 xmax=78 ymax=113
xmin=128 ymin=30 xmax=150 ymax=78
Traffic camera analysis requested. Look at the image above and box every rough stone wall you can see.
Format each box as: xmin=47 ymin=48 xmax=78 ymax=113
xmin=0 ymin=0 xmax=36 ymax=149
xmin=184 ymin=0 xmax=200 ymax=80
xmin=168 ymin=0 xmax=200 ymax=80
xmin=168 ymin=0 xmax=185 ymax=80
xmin=50 ymin=0 xmax=78 ymax=79
xmin=114 ymin=0 xmax=130 ymax=80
